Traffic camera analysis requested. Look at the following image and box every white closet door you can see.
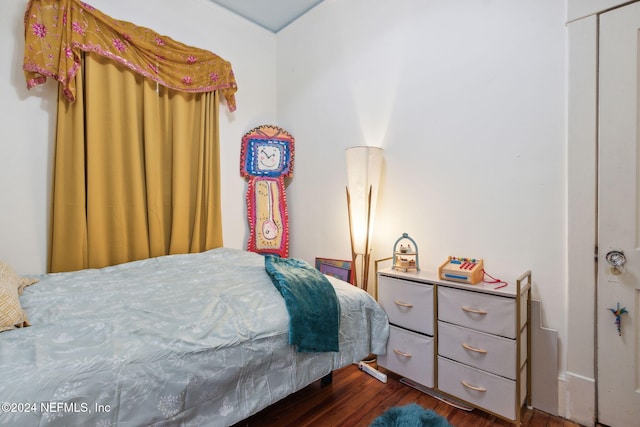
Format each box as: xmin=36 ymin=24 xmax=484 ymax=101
xmin=598 ymin=2 xmax=640 ymax=425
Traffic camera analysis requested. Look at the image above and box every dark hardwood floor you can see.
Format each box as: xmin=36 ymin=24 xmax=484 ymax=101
xmin=233 ymin=364 xmax=585 ymax=427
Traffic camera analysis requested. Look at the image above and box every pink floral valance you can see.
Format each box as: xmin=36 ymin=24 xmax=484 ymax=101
xmin=23 ymin=0 xmax=238 ymax=111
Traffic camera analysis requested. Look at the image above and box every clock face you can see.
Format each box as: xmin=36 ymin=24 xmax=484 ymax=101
xmin=240 ymin=130 xmax=293 ymax=178
xmin=242 ymin=139 xmax=292 ymax=177
xmin=257 ymin=145 xmax=282 ymax=171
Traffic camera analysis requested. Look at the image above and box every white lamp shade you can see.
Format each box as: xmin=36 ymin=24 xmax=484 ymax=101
xmin=346 ymin=146 xmax=383 ymax=255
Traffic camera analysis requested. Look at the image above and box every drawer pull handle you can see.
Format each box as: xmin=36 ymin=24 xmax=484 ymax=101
xmin=393 ymin=348 xmax=412 ymax=358
xmin=461 ymin=306 xmax=488 ymax=315
xmin=394 ymin=300 xmax=414 ymax=308
xmin=461 ymin=381 xmax=487 ymax=392
xmin=462 ymin=343 xmax=488 ymax=354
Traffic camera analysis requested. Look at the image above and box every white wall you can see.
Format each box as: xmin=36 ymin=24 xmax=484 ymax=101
xmin=277 ymin=0 xmax=569 ymax=413
xmin=279 ymin=0 xmax=566 ymax=348
xmin=0 ymin=0 xmax=277 ymax=273
xmin=0 ymin=1 xmax=56 ymax=274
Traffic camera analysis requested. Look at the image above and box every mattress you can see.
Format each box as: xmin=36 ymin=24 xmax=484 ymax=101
xmin=0 ymin=248 xmax=389 ymax=426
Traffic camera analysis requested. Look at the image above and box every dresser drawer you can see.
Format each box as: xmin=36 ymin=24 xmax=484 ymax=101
xmin=378 ymin=325 xmax=434 ymax=388
xmin=438 ymin=356 xmax=527 ymax=420
xmin=438 ymin=286 xmax=516 ymax=338
xmin=437 ymin=321 xmax=526 ymax=380
xmin=378 ymin=275 xmax=434 ymax=335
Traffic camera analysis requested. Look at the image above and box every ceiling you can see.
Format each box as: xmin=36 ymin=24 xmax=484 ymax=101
xmin=209 ymin=0 xmax=324 ymax=33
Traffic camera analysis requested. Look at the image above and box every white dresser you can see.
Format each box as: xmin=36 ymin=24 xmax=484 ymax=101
xmin=377 ymin=268 xmax=531 ymax=426
xmin=377 ymin=274 xmax=435 ymax=388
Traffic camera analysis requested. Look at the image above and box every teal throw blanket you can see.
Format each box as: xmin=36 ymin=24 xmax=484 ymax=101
xmin=264 ymin=255 xmax=340 ymax=352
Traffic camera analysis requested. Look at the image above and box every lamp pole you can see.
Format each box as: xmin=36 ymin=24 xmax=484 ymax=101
xmin=345 ymin=146 xmax=383 ymax=293
xmin=346 ymin=185 xmax=373 ymax=291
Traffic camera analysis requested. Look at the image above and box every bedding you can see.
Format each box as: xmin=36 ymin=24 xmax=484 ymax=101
xmin=0 ymin=248 xmax=389 ymax=426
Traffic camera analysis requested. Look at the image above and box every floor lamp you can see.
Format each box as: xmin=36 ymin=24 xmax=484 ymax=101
xmin=346 ymin=146 xmax=383 ymax=293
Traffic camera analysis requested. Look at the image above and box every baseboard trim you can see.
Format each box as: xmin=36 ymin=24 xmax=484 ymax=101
xmin=560 ymin=372 xmax=595 ymax=427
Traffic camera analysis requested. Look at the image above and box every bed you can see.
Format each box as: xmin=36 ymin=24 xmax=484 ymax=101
xmin=0 ymin=248 xmax=389 ymax=426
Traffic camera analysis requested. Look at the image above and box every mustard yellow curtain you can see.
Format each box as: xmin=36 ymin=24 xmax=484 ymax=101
xmin=50 ymin=53 xmax=222 ymax=272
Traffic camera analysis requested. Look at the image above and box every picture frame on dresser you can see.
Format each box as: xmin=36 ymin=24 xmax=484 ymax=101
xmin=315 ymin=258 xmax=353 ymax=284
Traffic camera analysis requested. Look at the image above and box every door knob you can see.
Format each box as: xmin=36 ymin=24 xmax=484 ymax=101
xmin=606 ymin=250 xmax=626 ymax=275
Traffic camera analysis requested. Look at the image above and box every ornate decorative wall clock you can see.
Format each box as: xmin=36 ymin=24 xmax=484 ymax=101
xmin=240 ymin=125 xmax=294 ymax=257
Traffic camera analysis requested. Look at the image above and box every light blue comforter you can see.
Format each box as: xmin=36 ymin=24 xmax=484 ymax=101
xmin=0 ymin=248 xmax=389 ymax=426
